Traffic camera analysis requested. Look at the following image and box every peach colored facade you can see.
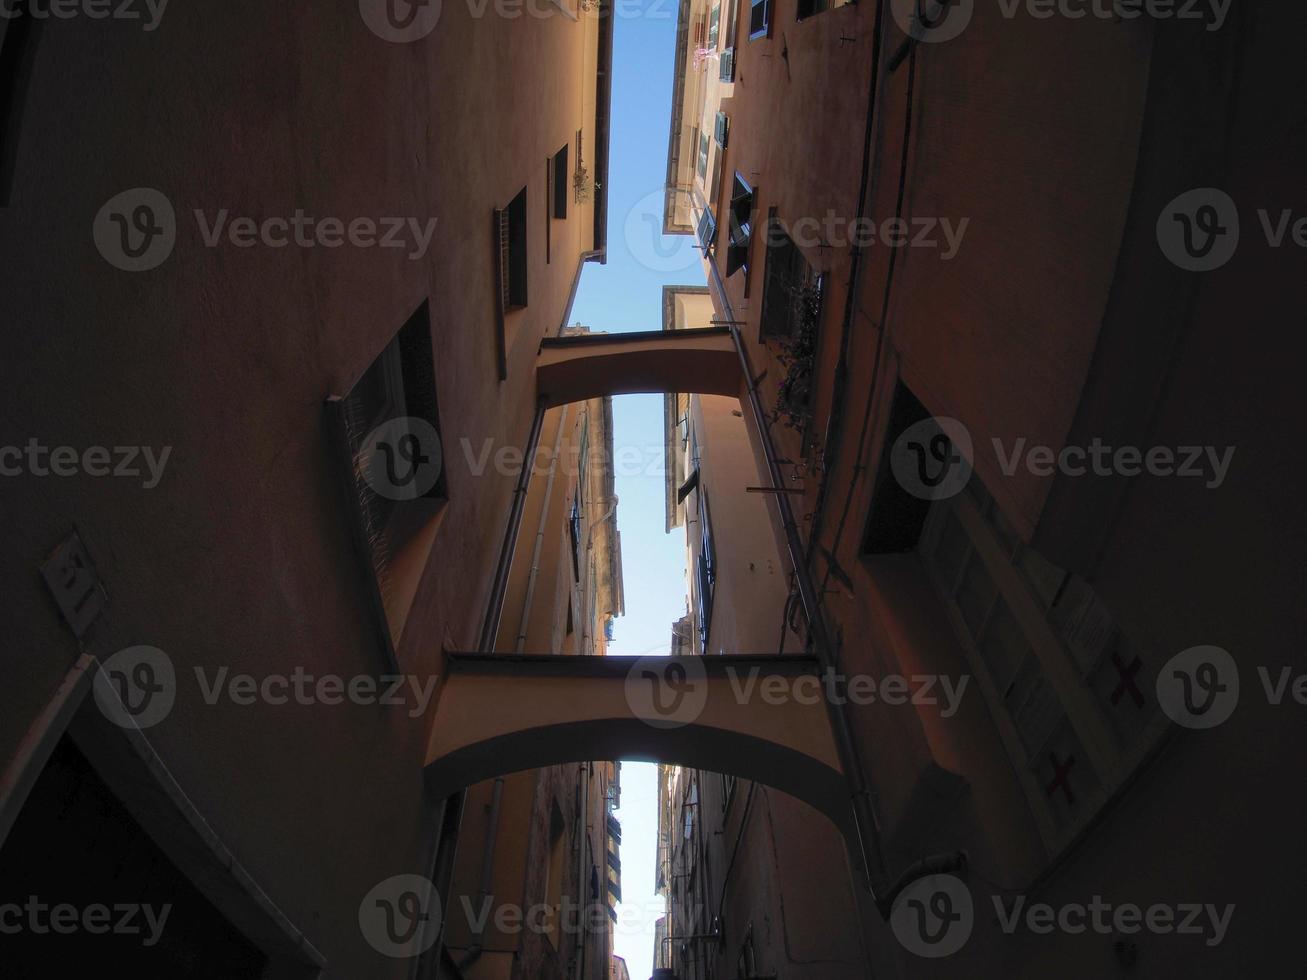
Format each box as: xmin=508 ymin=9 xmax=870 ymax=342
xmin=657 ymin=0 xmax=1300 ymax=977
xmin=0 ymin=3 xmax=616 ymax=977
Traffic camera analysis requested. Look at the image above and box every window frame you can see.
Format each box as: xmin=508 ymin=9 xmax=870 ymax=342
xmin=918 ymin=482 xmax=1170 ymax=854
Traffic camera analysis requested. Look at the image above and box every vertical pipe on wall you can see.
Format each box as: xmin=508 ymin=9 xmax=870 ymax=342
xmin=517 ymin=406 xmax=570 ymax=653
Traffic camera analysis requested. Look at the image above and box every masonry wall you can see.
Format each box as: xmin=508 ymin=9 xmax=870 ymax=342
xmin=0 ymin=3 xmax=605 ymax=976
xmin=687 ymin=0 xmax=1300 ymax=975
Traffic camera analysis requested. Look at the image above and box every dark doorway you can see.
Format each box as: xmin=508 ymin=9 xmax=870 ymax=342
xmin=0 ymin=738 xmax=269 ymax=978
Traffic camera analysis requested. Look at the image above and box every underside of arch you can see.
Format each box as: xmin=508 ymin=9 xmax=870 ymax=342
xmin=536 ymin=327 xmax=744 ymax=407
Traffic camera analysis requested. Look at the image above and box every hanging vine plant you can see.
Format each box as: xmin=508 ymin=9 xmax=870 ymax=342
xmin=573 ymin=165 xmax=593 ymax=204
xmin=770 ymin=280 xmax=823 ymax=433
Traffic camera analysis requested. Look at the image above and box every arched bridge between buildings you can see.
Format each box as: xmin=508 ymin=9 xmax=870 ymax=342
xmin=458 ymin=325 xmax=882 ymax=888
xmin=535 ymin=326 xmax=744 ymax=407
xmin=424 ymin=654 xmax=856 ymax=840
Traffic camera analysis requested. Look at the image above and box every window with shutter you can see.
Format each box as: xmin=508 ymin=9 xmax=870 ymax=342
xmin=714 ymin=111 xmax=729 ymax=149
xmin=759 ymin=218 xmax=813 ymax=338
xmin=748 ymin=0 xmax=770 ymax=40
xmin=719 ymin=47 xmax=735 ymax=81
xmin=726 ymin=172 xmax=754 ymax=276
xmin=695 ymin=206 xmax=717 ymax=253
xmin=914 ymin=464 xmax=1166 ymax=852
xmin=326 ymin=301 xmax=447 ymax=666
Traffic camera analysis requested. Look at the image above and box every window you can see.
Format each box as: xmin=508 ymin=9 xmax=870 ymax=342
xmin=544 ymin=802 xmax=567 ymax=949
xmin=719 ymin=46 xmax=736 ymax=82
xmin=719 ymin=771 xmax=737 ymax=810
xmin=714 ymin=111 xmax=729 ymax=149
xmin=796 ymin=0 xmax=829 ymax=17
xmin=697 ymin=130 xmax=710 ymax=182
xmin=695 ymin=206 xmax=717 ymax=254
xmin=726 ymin=173 xmax=754 ymax=277
xmin=552 ymin=145 xmax=569 ymax=219
xmin=708 ymin=2 xmax=721 ymax=45
xmin=696 ymin=491 xmax=716 ymax=650
xmin=862 ymin=382 xmax=938 ymax=554
xmin=327 ymin=301 xmax=447 ymax=665
xmin=0 ymin=2 xmax=40 ymax=206
xmin=496 ymin=187 xmax=529 ymax=311
xmin=748 ymin=0 xmax=771 ymax=39
xmin=759 ymin=217 xmax=818 ymax=339
xmin=918 ymin=476 xmax=1164 ymax=850
xmin=570 ymin=497 xmax=582 ymax=581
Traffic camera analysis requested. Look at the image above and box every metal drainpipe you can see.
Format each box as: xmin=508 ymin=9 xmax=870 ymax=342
xmin=465 ymin=408 xmax=567 ymax=967
xmin=457 ymin=775 xmax=504 ymax=971
xmin=433 ymin=397 xmax=549 ymax=975
xmin=479 ymin=400 xmax=548 ymax=652
xmin=517 ymin=405 xmax=570 ymax=653
xmin=572 ymin=762 xmax=589 ymax=980
xmin=718 ymin=315 xmax=887 ymax=907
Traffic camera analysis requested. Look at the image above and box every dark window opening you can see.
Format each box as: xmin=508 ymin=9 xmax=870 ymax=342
xmin=759 ymin=217 xmax=816 ymax=339
xmin=552 ymin=145 xmax=569 ymax=219
xmin=697 ymin=130 xmax=710 ymax=181
xmin=748 ymin=0 xmax=771 ymax=39
xmin=796 ymin=0 xmax=830 ymax=18
xmin=498 ymin=186 xmax=529 ymax=311
xmin=0 ymin=3 xmax=41 ymax=207
xmin=696 ymin=491 xmax=716 ymax=650
xmin=570 ymin=497 xmax=582 ymax=582
xmin=861 ymin=381 xmax=938 ymax=554
xmin=714 ymin=111 xmax=729 ymax=149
